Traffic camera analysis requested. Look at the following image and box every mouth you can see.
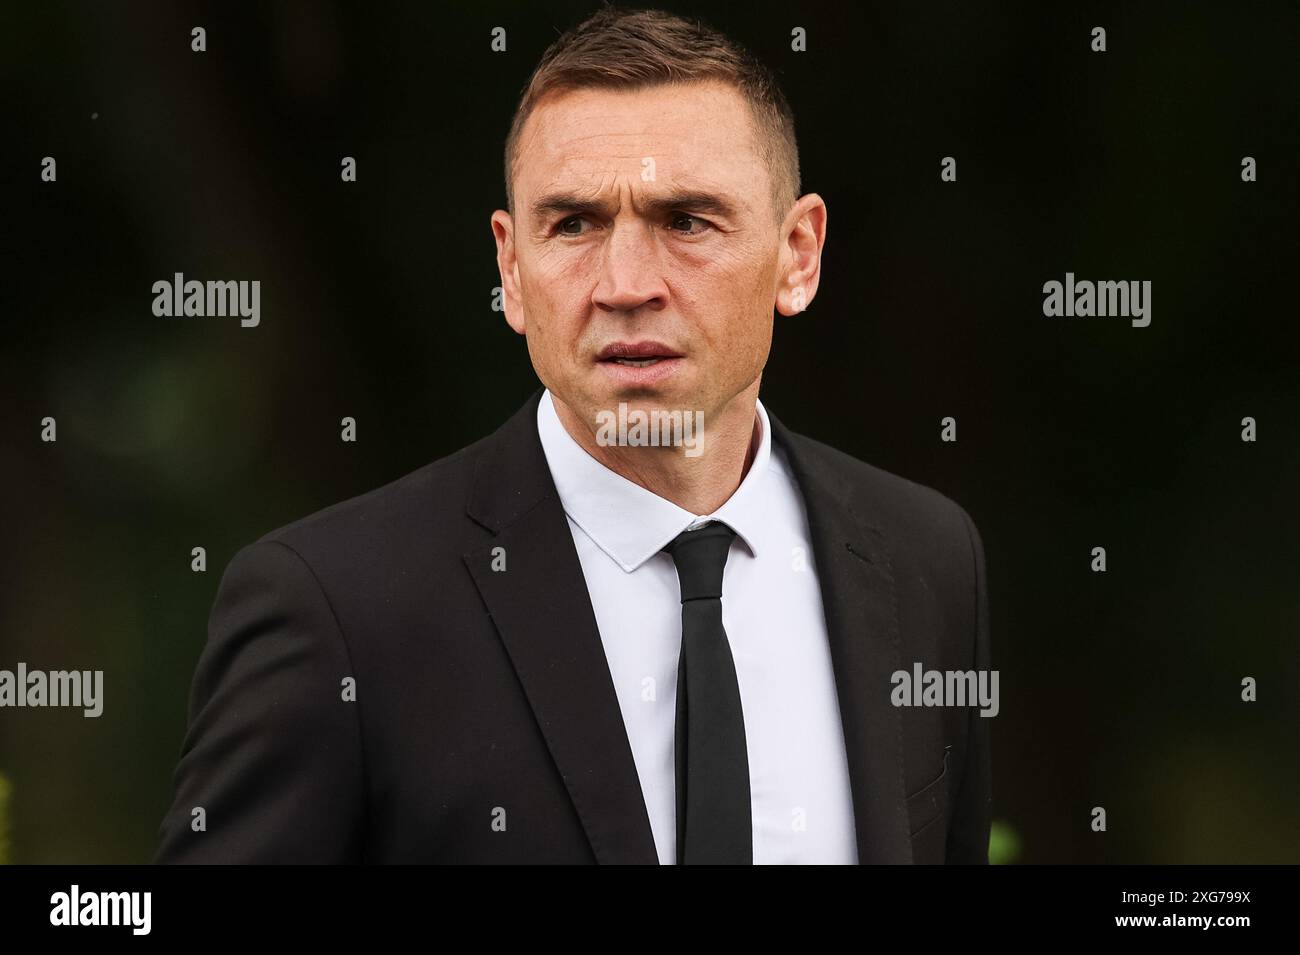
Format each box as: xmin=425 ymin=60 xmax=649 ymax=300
xmin=605 ymin=356 xmax=668 ymax=367
xmin=594 ymin=341 xmax=685 ymax=385
xmin=595 ymin=341 xmax=683 ymax=367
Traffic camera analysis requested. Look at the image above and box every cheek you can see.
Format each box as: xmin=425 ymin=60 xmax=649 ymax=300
xmin=676 ymin=245 xmax=776 ymax=346
xmin=723 ymin=268 xmax=777 ymax=375
xmin=682 ymin=235 xmax=774 ymax=295
xmin=524 ymin=246 xmax=599 ymax=317
xmin=517 ymin=269 xmax=592 ymax=380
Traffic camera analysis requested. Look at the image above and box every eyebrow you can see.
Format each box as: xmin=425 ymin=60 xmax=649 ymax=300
xmin=529 ymin=190 xmax=741 ymax=224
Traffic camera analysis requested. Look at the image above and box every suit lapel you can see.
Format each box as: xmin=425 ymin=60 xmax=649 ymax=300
xmin=462 ymin=388 xmax=660 ymax=864
xmin=767 ymin=409 xmax=913 ymax=863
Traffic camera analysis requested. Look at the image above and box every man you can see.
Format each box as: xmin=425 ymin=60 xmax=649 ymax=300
xmin=156 ymin=6 xmax=991 ymax=864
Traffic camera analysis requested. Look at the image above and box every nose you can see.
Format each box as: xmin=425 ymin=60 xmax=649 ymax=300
xmin=591 ymin=219 xmax=669 ymax=314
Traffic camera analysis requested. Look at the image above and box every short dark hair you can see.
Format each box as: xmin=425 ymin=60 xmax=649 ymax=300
xmin=504 ymin=6 xmax=801 ymax=222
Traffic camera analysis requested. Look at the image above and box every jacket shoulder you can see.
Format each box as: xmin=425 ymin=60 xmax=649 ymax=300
xmin=779 ymin=427 xmax=979 ymax=543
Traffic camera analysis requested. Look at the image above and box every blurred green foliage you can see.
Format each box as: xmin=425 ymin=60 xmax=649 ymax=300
xmin=989 ymin=819 xmax=1021 ymax=865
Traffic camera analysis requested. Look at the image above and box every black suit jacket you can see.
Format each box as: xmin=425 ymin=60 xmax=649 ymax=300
xmin=155 ymin=387 xmax=992 ymax=864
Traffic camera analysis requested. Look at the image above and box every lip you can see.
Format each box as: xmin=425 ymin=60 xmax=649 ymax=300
xmin=594 ymin=340 xmax=685 ymax=387
xmin=595 ymin=356 xmax=684 ymax=387
xmin=595 ymin=340 xmax=683 ymax=361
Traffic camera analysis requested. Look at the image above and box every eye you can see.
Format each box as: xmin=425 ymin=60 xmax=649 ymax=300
xmin=669 ymin=213 xmax=712 ymax=235
xmin=556 ymin=215 xmax=590 ymax=236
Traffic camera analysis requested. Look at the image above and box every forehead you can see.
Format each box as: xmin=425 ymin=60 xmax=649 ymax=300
xmin=514 ymin=80 xmax=767 ymax=203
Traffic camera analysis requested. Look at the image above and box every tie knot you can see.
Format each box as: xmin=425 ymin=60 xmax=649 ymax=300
xmin=663 ymin=521 xmax=737 ymax=602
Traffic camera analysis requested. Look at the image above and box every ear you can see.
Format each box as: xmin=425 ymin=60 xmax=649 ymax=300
xmin=775 ymin=193 xmax=827 ymax=317
xmin=491 ymin=209 xmax=527 ymax=335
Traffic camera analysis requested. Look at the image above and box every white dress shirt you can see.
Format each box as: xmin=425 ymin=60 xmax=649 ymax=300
xmin=536 ymin=388 xmax=859 ymax=864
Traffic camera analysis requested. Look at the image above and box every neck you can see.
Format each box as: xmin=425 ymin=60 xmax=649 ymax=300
xmin=552 ymin=381 xmax=762 ymax=515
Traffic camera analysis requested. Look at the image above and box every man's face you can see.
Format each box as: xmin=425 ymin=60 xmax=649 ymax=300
xmin=492 ymin=80 xmax=820 ymax=440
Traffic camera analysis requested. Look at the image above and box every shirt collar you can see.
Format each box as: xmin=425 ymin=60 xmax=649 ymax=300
xmin=536 ymin=388 xmax=775 ymax=572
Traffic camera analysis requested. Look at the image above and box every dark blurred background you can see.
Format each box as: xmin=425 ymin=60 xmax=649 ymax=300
xmin=2 ymin=0 xmax=1297 ymax=863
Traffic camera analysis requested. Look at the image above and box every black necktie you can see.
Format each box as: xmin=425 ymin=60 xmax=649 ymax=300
xmin=664 ymin=521 xmax=752 ymax=864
